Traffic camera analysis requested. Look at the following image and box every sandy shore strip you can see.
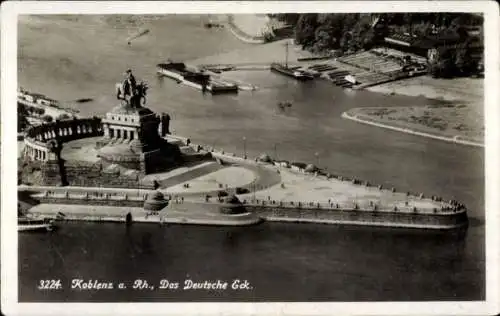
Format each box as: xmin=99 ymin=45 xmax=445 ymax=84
xmin=366 ymin=76 xmax=484 ymax=105
xmin=342 ymin=110 xmax=484 ymax=148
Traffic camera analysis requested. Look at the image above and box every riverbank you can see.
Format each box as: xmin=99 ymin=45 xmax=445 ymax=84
xmin=19 ymin=139 xmax=468 ymax=230
xmin=226 ymin=14 xmax=266 ymax=44
xmin=22 ymin=181 xmax=467 ymax=230
xmin=366 ymin=76 xmax=484 ymax=105
xmin=343 ymin=76 xmax=484 ymax=147
xmin=342 ymin=109 xmax=484 ymax=147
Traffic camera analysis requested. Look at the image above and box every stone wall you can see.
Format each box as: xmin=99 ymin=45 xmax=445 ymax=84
xmin=246 ymin=205 xmax=468 ymax=229
xmin=23 ymin=117 xmax=103 ymax=162
xmin=25 ymin=117 xmax=103 ymax=143
xmin=36 ymin=196 xmax=143 ymax=207
xmin=63 ymin=160 xmax=154 ymax=189
xmin=19 ymin=158 xmax=155 ymax=189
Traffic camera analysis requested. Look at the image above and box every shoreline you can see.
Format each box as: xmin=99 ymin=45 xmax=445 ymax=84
xmin=20 ymin=143 xmax=469 ymax=231
xmin=24 ymin=192 xmax=468 ymax=231
xmin=341 ymin=111 xmax=484 ymax=148
xmin=366 ymin=76 xmax=483 ymax=105
xmin=225 ymin=15 xmax=266 ymax=44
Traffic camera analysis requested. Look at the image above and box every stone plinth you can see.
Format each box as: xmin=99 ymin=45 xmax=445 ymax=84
xmin=97 ymin=103 xmax=175 ymax=175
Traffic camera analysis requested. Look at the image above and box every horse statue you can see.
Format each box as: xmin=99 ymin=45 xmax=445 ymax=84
xmin=115 ymin=80 xmax=149 ymax=108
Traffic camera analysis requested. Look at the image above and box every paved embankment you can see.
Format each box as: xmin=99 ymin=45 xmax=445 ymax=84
xmin=19 ymin=136 xmax=467 ymax=229
xmin=28 ymin=201 xmax=262 ymax=226
xmin=23 ymin=185 xmax=467 ymax=230
xmin=341 ymin=111 xmax=484 ymax=148
xmin=249 ymin=206 xmax=468 ymax=230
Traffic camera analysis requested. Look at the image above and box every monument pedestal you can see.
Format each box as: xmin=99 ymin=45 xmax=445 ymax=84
xmin=96 ymin=103 xmax=175 ymax=175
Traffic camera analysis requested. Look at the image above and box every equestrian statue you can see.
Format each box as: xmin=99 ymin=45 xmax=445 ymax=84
xmin=115 ymin=69 xmax=148 ymax=108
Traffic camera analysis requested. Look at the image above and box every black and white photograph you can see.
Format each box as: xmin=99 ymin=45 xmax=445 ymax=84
xmin=1 ymin=1 xmax=499 ymax=315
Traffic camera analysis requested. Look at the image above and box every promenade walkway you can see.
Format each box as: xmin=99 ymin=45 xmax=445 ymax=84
xmin=20 ymin=137 xmax=459 ymax=217
xmin=28 ymin=202 xmax=262 ymax=226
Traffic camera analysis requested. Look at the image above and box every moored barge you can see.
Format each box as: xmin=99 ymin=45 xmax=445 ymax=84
xmin=270 ymin=63 xmax=315 ymax=81
xmin=156 ymin=62 xmax=238 ymax=94
xmin=18 ymin=216 xmax=56 ymax=232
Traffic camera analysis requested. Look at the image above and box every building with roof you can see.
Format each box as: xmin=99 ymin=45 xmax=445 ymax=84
xmin=383 ymin=32 xmax=483 ymax=62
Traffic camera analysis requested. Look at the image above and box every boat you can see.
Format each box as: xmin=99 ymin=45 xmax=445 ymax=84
xmin=18 ymin=216 xmax=56 ymax=232
xmin=270 ymin=41 xmax=314 ymax=81
xmin=271 ymin=63 xmax=315 ymax=81
xmin=345 ymin=74 xmax=357 ymax=84
xmin=156 ymin=62 xmax=238 ymax=94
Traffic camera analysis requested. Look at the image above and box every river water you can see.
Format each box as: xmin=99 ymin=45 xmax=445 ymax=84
xmin=18 ymin=15 xmax=484 ymax=301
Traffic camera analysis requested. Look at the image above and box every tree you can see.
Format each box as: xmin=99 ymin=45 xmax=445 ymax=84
xmin=412 ymin=22 xmax=433 ymax=37
xmin=295 ymin=14 xmax=319 ymax=48
xmin=454 ymin=39 xmax=477 ymax=75
xmin=428 ymin=47 xmax=455 ymax=78
xmin=274 ymin=14 xmax=300 ymax=25
xmin=312 ymin=14 xmax=344 ymax=52
xmin=348 ymin=18 xmax=372 ymax=52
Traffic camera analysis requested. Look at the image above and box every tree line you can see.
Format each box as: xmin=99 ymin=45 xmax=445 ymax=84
xmin=270 ymin=13 xmax=483 ymax=77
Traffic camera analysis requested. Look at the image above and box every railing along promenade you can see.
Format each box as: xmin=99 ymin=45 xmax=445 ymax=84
xmin=179 ymin=138 xmax=465 ymax=216
xmin=20 ymin=135 xmax=466 ymax=219
xmin=23 ymin=184 xmax=465 ymax=217
xmin=22 ymin=117 xmax=103 ymax=162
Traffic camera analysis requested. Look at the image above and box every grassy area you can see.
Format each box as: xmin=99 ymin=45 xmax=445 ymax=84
xmin=367 ymin=76 xmax=483 ymax=105
xmin=359 ymin=75 xmax=484 ymax=143
xmin=348 ymin=103 xmax=484 ymax=142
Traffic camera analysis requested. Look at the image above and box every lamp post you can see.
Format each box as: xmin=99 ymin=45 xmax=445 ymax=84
xmin=274 ymin=143 xmax=278 ymax=161
xmin=314 ymin=152 xmax=319 ymax=168
xmin=243 ymin=136 xmax=247 ymax=159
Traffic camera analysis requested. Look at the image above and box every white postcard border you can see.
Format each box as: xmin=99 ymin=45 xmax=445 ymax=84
xmin=1 ymin=1 xmax=499 ymax=315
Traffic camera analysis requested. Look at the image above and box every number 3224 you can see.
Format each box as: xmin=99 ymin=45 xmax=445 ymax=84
xmin=38 ymin=279 xmax=62 ymax=290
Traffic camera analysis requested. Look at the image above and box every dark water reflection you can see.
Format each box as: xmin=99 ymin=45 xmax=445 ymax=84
xmin=19 ymin=219 xmax=483 ymax=302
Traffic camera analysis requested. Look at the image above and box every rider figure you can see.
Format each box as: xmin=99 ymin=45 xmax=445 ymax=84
xmin=117 ymin=69 xmax=147 ymax=108
xmin=123 ymin=69 xmax=137 ymax=98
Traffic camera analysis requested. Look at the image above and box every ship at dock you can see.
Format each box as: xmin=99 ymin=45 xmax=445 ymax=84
xmin=270 ymin=63 xmax=315 ymax=81
xmin=18 ymin=206 xmax=57 ymax=232
xmin=270 ymin=41 xmax=314 ymax=81
xmin=156 ymin=61 xmax=239 ymax=94
xmin=18 ymin=216 xmax=56 ymax=232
